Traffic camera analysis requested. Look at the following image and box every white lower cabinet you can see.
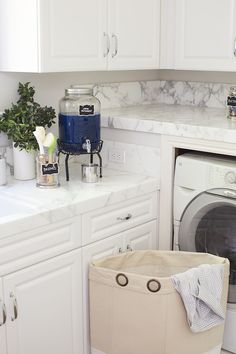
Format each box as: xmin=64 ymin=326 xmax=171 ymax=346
xmin=0 ymin=279 xmax=7 ymax=354
xmin=0 ymin=191 xmax=159 ymax=354
xmin=82 ymin=220 xmax=157 ymax=354
xmin=1 ymin=249 xmax=83 ymax=354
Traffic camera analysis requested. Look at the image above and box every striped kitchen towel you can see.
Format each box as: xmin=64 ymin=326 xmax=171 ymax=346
xmin=171 ymin=263 xmax=225 ymax=333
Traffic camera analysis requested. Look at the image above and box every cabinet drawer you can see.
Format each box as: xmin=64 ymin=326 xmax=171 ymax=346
xmin=82 ymin=192 xmax=158 ymax=245
xmin=0 ymin=216 xmax=81 ymax=276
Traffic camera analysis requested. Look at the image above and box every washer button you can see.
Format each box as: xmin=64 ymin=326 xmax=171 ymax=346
xmin=225 ymin=171 xmax=236 ymax=184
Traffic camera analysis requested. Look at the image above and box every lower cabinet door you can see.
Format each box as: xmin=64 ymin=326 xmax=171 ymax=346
xmin=0 ymin=278 xmax=7 ymax=354
xmin=124 ymin=220 xmax=157 ymax=251
xmin=82 ymin=234 xmax=123 ymax=354
xmin=82 ymin=220 xmax=157 ymax=354
xmin=4 ymin=249 xmax=83 ymax=354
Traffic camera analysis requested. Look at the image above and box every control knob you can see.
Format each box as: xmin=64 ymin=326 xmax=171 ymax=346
xmin=225 ymin=171 xmax=236 ymax=184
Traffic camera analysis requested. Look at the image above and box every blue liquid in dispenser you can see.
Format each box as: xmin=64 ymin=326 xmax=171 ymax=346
xmin=59 ymin=113 xmax=100 ymax=153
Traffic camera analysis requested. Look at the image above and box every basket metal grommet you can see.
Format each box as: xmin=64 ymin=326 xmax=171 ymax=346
xmin=116 ymin=273 xmax=129 ymax=287
xmin=147 ymin=279 xmax=161 ymax=293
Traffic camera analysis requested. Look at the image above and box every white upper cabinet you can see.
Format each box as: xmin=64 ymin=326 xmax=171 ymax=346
xmin=108 ymin=0 xmax=160 ymax=70
xmin=0 ymin=0 xmax=160 ymax=72
xmin=0 ymin=0 xmax=107 ymax=72
xmin=40 ymin=0 xmax=107 ymax=72
xmin=161 ymin=0 xmax=236 ymax=71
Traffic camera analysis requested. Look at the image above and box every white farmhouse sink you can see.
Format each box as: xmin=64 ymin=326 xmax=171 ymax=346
xmin=0 ymin=195 xmax=34 ymax=220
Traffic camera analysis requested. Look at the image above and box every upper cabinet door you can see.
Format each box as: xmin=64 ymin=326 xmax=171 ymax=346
xmin=174 ymin=0 xmax=236 ymax=71
xmin=40 ymin=0 xmax=107 ymax=72
xmin=108 ymin=0 xmax=160 ymax=70
xmin=0 ymin=0 xmax=39 ymax=72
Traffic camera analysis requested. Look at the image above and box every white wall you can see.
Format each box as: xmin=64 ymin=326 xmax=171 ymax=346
xmin=0 ymin=70 xmax=160 ymax=114
xmin=1 ymin=68 xmax=236 ymax=136
xmin=2 ymin=69 xmax=236 ymax=114
xmin=158 ymin=70 xmax=236 ymax=84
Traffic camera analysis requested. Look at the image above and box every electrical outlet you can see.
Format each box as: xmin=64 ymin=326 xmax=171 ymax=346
xmin=108 ymin=148 xmax=126 ymax=164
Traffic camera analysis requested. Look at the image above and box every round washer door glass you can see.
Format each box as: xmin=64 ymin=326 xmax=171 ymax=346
xmin=179 ymin=192 xmax=236 ymax=304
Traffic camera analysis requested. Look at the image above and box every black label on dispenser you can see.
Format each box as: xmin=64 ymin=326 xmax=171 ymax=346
xmin=41 ymin=163 xmax=59 ymax=175
xmin=227 ymin=96 xmax=236 ymax=106
xmin=79 ymin=105 xmax=94 ymax=115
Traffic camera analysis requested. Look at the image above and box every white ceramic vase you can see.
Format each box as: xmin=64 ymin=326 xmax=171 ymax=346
xmin=13 ymin=144 xmax=36 ymax=180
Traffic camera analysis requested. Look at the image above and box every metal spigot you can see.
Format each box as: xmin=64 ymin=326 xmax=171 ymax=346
xmin=82 ymin=139 xmax=91 ymax=153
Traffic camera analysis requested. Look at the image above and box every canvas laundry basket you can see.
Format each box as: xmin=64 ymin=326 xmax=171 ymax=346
xmin=89 ymin=250 xmax=229 ymax=354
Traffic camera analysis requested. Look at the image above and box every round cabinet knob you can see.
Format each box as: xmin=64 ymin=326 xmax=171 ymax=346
xmin=225 ymin=171 xmax=236 ymax=184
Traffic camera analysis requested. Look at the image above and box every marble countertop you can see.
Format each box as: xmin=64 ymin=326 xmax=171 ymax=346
xmin=0 ymin=163 xmax=159 ymax=238
xmin=101 ymin=104 xmax=236 ymax=144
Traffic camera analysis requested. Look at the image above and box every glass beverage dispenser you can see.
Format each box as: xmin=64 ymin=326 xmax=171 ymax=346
xmin=59 ymin=87 xmax=101 ymax=153
xmin=58 ymin=87 xmax=103 ymax=181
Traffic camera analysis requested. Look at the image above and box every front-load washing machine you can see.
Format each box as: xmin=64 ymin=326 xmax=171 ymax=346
xmin=173 ymin=153 xmax=236 ymax=353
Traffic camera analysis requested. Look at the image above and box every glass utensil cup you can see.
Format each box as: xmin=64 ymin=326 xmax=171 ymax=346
xmin=36 ymin=153 xmax=60 ymax=188
xmin=227 ymin=86 xmax=236 ymax=119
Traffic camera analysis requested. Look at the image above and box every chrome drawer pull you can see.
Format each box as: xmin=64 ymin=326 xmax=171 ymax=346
xmin=126 ymin=244 xmax=133 ymax=252
xmin=103 ymin=32 xmax=110 ymax=57
xmin=111 ymin=33 xmax=118 ymax=58
xmin=10 ymin=292 xmax=18 ymax=321
xmin=117 ymin=213 xmax=132 ymax=221
xmin=0 ymin=301 xmax=6 ymax=326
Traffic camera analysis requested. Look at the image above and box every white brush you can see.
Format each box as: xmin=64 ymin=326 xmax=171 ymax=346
xmin=33 ymin=126 xmax=46 ymax=155
xmin=43 ymin=132 xmax=57 ymax=163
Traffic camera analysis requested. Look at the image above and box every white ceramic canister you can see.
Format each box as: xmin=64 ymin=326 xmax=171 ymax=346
xmin=0 ymin=154 xmax=7 ymax=185
xmin=13 ymin=145 xmax=36 ymax=180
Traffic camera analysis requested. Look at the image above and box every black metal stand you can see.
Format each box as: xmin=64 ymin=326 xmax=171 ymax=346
xmin=57 ymin=140 xmax=103 ymax=181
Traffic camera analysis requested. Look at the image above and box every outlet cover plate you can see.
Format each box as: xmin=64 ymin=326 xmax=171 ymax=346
xmin=108 ymin=148 xmax=125 ymax=164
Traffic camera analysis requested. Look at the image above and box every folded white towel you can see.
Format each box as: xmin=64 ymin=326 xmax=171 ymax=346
xmin=171 ymin=263 xmax=225 ymax=333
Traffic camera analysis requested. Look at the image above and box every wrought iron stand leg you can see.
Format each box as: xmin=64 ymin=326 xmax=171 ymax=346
xmin=97 ymin=153 xmax=103 ymax=178
xmin=65 ymin=154 xmax=70 ymax=181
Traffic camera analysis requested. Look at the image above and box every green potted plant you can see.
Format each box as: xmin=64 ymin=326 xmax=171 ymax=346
xmin=0 ymin=82 xmax=56 ymax=180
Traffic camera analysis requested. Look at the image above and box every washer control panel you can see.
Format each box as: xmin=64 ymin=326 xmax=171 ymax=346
xmin=224 ymin=171 xmax=236 ymax=184
xmin=209 ymin=166 xmax=236 ymax=189
xmin=175 ymin=153 xmax=236 ymax=191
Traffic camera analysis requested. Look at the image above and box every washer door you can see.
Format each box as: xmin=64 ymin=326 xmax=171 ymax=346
xmin=179 ymin=191 xmax=236 ymax=304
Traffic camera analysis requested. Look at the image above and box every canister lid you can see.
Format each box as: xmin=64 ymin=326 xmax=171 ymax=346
xmin=229 ymin=86 xmax=236 ymax=95
xmin=66 ymin=86 xmax=93 ymax=95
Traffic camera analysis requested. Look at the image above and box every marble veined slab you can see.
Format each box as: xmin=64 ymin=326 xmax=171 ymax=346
xmin=101 ymin=103 xmax=236 ymax=144
xmin=0 ymin=165 xmax=159 ymax=238
xmin=95 ymin=80 xmax=230 ymax=109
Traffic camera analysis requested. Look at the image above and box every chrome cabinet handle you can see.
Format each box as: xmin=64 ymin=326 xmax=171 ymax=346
xmin=103 ymin=32 xmax=110 ymax=57
xmin=118 ymin=247 xmax=123 ymax=253
xmin=111 ymin=33 xmax=118 ymax=57
xmin=126 ymin=244 xmax=133 ymax=252
xmin=117 ymin=213 xmax=132 ymax=221
xmin=0 ymin=300 xmax=6 ymax=326
xmin=10 ymin=292 xmax=18 ymax=321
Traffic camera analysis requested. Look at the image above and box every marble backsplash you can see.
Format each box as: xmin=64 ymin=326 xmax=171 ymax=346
xmin=95 ymin=79 xmax=231 ymax=179
xmin=101 ymin=139 xmax=161 ymax=180
xmin=95 ymin=80 xmax=230 ymax=109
